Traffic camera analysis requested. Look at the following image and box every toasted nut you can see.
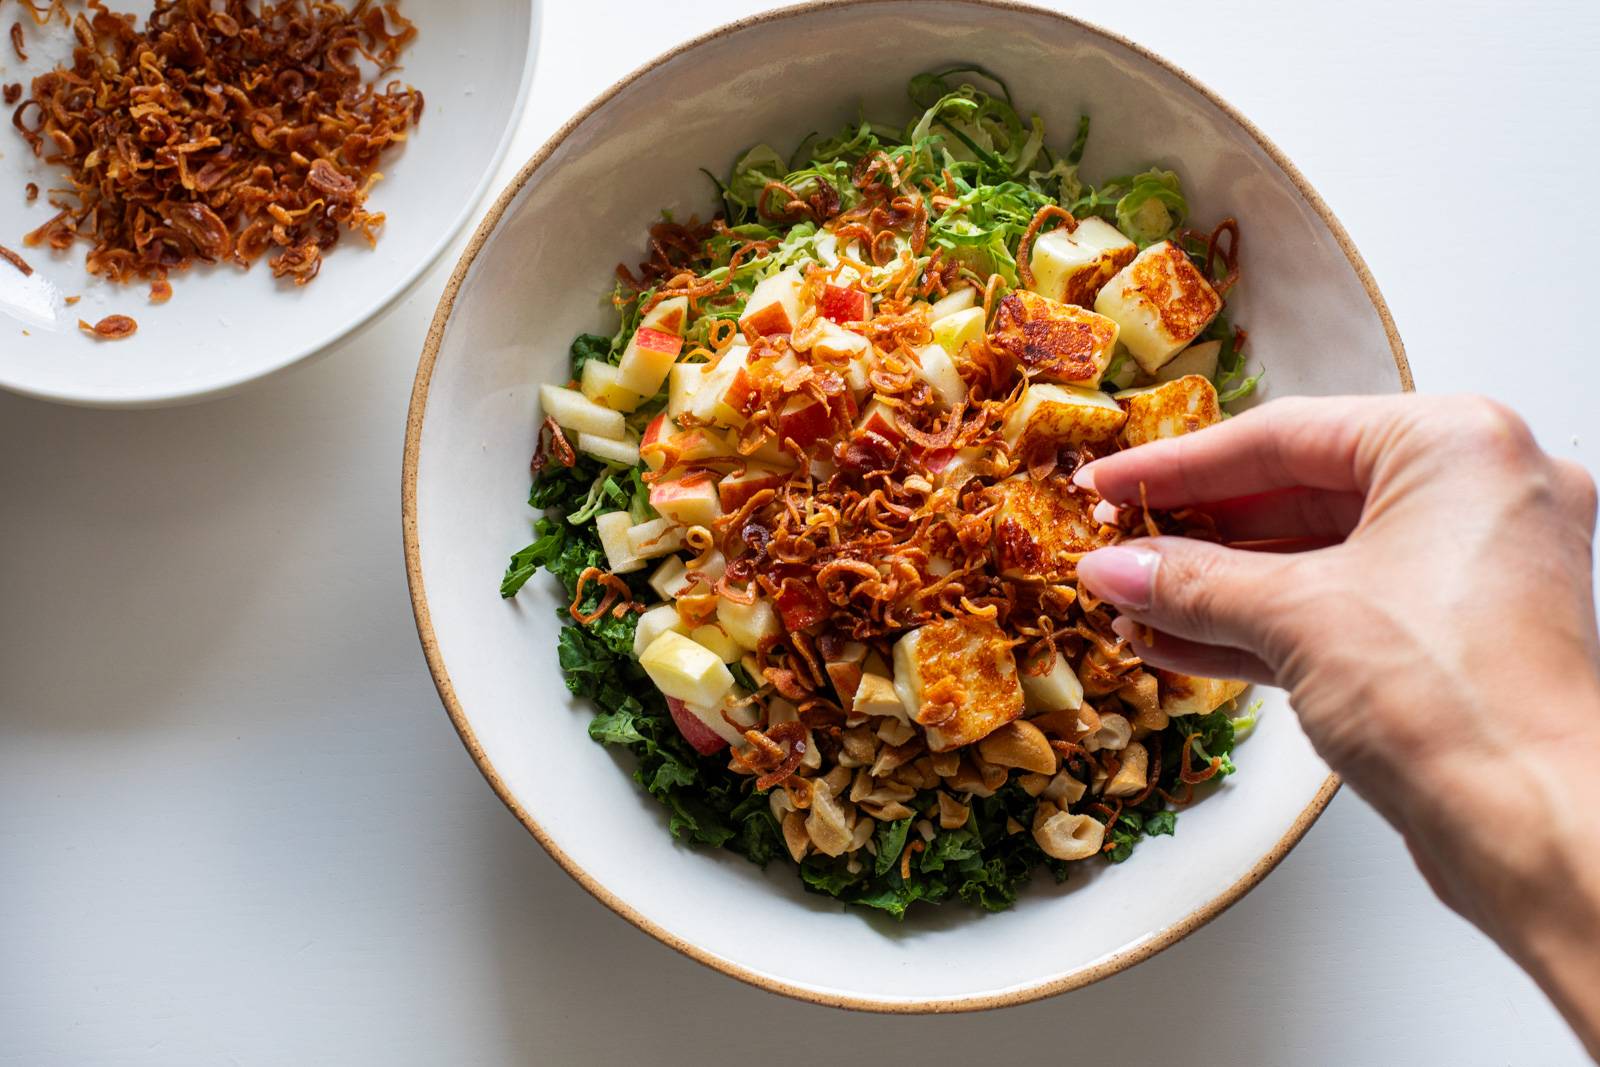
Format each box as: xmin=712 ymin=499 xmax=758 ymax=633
xmin=862 ymin=799 xmax=915 ymax=822
xmin=782 ymin=811 xmax=810 ymax=862
xmin=1017 ymin=772 xmax=1050 ymax=797
xmin=767 ymin=698 xmax=800 ymax=725
xmin=876 ymin=715 xmax=916 ymax=747
xmin=849 ymin=766 xmax=874 ymax=803
xmin=929 ymin=750 xmax=960 ymax=778
xmin=937 ymin=791 xmax=970 ymax=830
xmin=782 ymin=776 xmax=813 ymax=810
xmin=1103 ymin=741 xmax=1149 ymax=797
xmin=770 ymin=788 xmax=795 ymax=823
xmin=945 ymin=756 xmax=997 ymax=798
xmin=805 ymin=779 xmax=855 ymax=857
xmin=915 ymin=818 xmax=937 ymax=842
xmin=870 ymin=738 xmax=922 ymax=778
xmin=975 ymin=755 xmax=1009 ymax=793
xmin=844 ymin=711 xmax=870 ymax=728
xmin=822 ymin=763 xmax=852 ymax=796
xmin=1028 ymin=703 xmax=1082 ymax=740
xmin=1032 ymin=809 xmax=1106 ymax=861
xmin=1117 ymin=670 xmax=1161 ymax=719
xmin=1084 ymin=712 xmax=1132 ymax=752
xmin=800 ymin=731 xmax=823 ymax=771
xmin=977 ymin=720 xmax=1057 ymax=775
xmin=1076 ymin=644 xmax=1124 ymax=697
xmin=1005 ymin=817 xmax=1024 ymax=836
xmin=848 ymin=813 xmax=876 ymax=851
xmin=1042 ymin=770 xmax=1088 ymax=805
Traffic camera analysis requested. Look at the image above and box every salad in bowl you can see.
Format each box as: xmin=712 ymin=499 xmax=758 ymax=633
xmin=502 ymin=69 xmax=1260 ymax=917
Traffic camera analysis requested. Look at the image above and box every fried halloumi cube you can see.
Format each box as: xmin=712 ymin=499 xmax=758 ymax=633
xmin=893 ymin=617 xmax=1024 ymax=751
xmin=1094 ymin=241 xmax=1222 ymax=374
xmin=1115 ymin=374 xmax=1222 ymax=448
xmin=989 ymin=291 xmax=1120 ymax=387
xmin=1155 ymin=670 xmax=1249 ymax=717
xmin=1002 ymin=382 xmax=1127 ymax=454
xmin=1027 ymin=217 xmax=1137 ymax=307
xmin=991 ymin=475 xmax=1116 ymax=581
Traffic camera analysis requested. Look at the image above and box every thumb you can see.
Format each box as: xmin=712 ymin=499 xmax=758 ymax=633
xmin=1076 ymin=537 xmax=1294 ymax=657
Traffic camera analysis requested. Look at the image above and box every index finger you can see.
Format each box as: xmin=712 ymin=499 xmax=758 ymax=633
xmin=1076 ymin=394 xmax=1408 ymax=508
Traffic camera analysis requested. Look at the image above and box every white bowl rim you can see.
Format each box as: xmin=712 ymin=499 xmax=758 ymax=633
xmin=403 ymin=0 xmax=1413 ymax=1013
xmin=5 ymin=0 xmax=543 ymax=410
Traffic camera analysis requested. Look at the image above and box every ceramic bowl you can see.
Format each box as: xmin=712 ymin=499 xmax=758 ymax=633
xmin=0 ymin=0 xmax=539 ymax=407
xmin=404 ymin=0 xmax=1409 ymax=1011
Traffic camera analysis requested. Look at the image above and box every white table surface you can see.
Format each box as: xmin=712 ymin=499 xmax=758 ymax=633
xmin=3 ymin=1 xmax=1596 ymax=1063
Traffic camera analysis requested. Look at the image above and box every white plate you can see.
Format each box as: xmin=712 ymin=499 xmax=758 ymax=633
xmin=405 ymin=0 xmax=1411 ymax=1011
xmin=0 ymin=0 xmax=538 ymax=407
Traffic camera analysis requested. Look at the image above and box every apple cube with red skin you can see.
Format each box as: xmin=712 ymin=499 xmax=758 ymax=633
xmin=739 ymin=268 xmax=805 ymax=336
xmin=663 ymin=427 xmax=728 ymax=466
xmin=640 ymin=295 xmax=689 ymax=336
xmin=649 ymin=477 xmax=723 ymax=527
xmin=666 ymin=696 xmax=729 ymax=756
xmin=777 ymin=394 xmax=836 ymax=451
xmin=718 ymin=464 xmax=789 ymax=511
xmin=617 ymin=327 xmax=684 ymax=395
xmin=688 ymin=347 xmax=757 ymax=428
xmin=819 ymin=284 xmax=870 ymax=325
xmin=640 ymin=413 xmax=675 ymax=470
xmin=855 ymin=400 xmax=903 ymax=445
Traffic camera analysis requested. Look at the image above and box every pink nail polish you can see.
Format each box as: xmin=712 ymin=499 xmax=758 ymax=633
xmin=1071 ymin=464 xmax=1098 ymax=492
xmin=1092 ymin=500 xmax=1119 ymax=527
xmin=1077 ymin=545 xmax=1159 ymax=610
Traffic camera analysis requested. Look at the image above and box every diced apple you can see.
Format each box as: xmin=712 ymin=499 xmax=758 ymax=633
xmin=540 ymin=384 xmax=626 ymax=440
xmin=634 ymin=603 xmax=687 ymax=658
xmin=673 ymin=692 xmax=759 ymax=750
xmin=666 ymin=695 xmax=728 ymax=756
xmin=649 ymin=478 xmax=723 ymax=528
xmin=663 ymin=427 xmax=731 ymax=466
xmin=854 ymin=672 xmax=909 ymax=722
xmin=577 ymin=433 xmax=640 ymax=466
xmin=640 ymin=630 xmax=735 ymax=707
xmin=1019 ymin=650 xmax=1084 ymax=712
xmin=617 ymin=327 xmax=684 ymax=395
xmin=805 ymin=318 xmax=871 ymax=362
xmin=739 ymin=267 xmax=805 ymax=336
xmin=929 ymin=286 xmax=977 ymax=322
xmin=686 ymin=549 xmax=726 ymax=590
xmin=667 ymin=362 xmax=706 ymax=419
xmin=930 ymin=305 xmax=986 ymax=357
xmin=688 ymin=346 xmax=755 ymax=428
xmin=594 ymin=511 xmax=644 ymax=574
xmin=1002 ymin=382 xmax=1127 ymax=453
xmin=819 ymin=284 xmax=870 ymax=325
xmin=580 ymin=359 xmax=646 ymax=412
xmin=777 ymin=394 xmax=836 ymax=451
xmin=718 ymin=464 xmax=788 ymax=511
xmin=691 ymin=623 xmax=742 ymax=664
xmin=912 ymin=343 xmax=965 ymax=407
xmin=717 ymin=595 xmax=781 ymax=650
xmin=640 ymin=413 xmax=675 ymax=471
xmin=626 ymin=517 xmax=685 ymax=559
xmin=649 ymin=555 xmax=689 ymax=600
xmin=855 ymin=399 xmax=903 ymax=444
xmin=1156 ymin=339 xmax=1222 ymax=383
xmin=639 ymin=295 xmax=689 ymax=336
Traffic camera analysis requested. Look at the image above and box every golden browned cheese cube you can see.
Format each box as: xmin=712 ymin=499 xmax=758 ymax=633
xmin=1116 ymin=374 xmax=1222 ymax=448
xmin=892 ymin=617 xmax=1024 ymax=752
xmin=991 ymin=475 xmax=1116 ymax=581
xmin=989 ymin=290 xmax=1120 ymax=387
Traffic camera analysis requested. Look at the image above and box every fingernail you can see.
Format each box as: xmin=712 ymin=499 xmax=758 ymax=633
xmin=1110 ymin=616 xmax=1141 ymax=643
xmin=1092 ymin=500 xmax=1120 ymax=527
xmin=1072 ymin=463 xmax=1098 ymax=492
xmin=1078 ymin=545 xmax=1159 ymax=610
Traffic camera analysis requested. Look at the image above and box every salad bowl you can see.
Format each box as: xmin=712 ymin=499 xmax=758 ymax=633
xmin=404 ymin=0 xmax=1409 ymax=1010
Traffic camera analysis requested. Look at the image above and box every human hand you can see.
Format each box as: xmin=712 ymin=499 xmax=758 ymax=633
xmin=1073 ymin=395 xmax=1600 ymax=1053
